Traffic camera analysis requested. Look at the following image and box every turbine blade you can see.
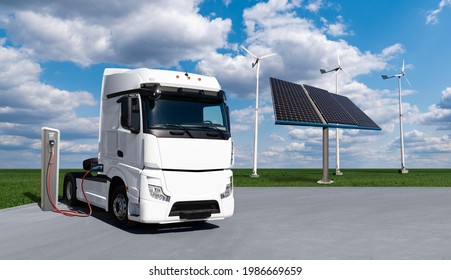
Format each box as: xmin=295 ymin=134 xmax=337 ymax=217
xmin=404 ymin=75 xmax=412 ymax=87
xmin=381 ymin=75 xmax=391 ymax=80
xmin=337 ymin=53 xmax=341 ymax=67
xmin=320 ymin=69 xmax=327 ymax=74
xmin=260 ymin=53 xmax=276 ymax=59
xmin=241 ymin=45 xmax=257 ymax=59
xmin=402 ymin=60 xmax=405 ymax=73
xmin=342 ymin=68 xmax=352 ymax=79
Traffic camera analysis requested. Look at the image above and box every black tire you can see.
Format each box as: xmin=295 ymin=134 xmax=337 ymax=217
xmin=110 ymin=186 xmax=134 ymax=228
xmin=63 ymin=173 xmax=79 ymax=206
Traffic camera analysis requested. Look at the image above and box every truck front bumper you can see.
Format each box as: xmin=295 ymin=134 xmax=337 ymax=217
xmin=131 ymin=168 xmax=234 ymax=224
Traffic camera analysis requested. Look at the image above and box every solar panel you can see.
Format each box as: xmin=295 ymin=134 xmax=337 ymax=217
xmin=332 ymin=94 xmax=380 ymax=129
xmin=269 ymin=77 xmax=381 ymax=131
xmin=303 ymin=84 xmax=358 ymax=126
xmin=270 ymin=77 xmax=324 ymax=125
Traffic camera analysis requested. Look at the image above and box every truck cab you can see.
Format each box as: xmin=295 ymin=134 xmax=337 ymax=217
xmin=64 ymin=68 xmax=234 ymax=227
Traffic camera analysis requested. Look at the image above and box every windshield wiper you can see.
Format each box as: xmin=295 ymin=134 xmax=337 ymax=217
xmin=151 ymin=124 xmax=193 ymax=138
xmin=191 ymin=124 xmax=226 ymax=139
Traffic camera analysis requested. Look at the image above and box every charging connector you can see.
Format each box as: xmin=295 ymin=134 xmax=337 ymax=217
xmin=48 ymin=132 xmax=55 ymax=150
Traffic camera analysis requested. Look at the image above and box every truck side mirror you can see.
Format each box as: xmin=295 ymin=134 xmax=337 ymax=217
xmin=225 ymin=105 xmax=231 ymax=133
xmin=118 ymin=96 xmax=132 ymax=129
xmin=118 ymin=96 xmax=140 ymax=133
xmin=218 ymin=90 xmax=226 ymax=101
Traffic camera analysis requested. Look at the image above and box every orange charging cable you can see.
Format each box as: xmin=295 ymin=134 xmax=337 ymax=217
xmin=46 ymin=145 xmax=92 ymax=217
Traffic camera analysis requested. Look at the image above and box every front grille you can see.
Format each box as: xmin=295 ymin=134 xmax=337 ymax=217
xmin=169 ymin=200 xmax=220 ymax=217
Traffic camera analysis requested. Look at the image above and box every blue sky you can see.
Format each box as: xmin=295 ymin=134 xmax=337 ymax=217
xmin=1 ymin=0 xmax=451 ymax=169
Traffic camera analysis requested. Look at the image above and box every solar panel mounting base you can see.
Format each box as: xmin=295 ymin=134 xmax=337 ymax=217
xmin=317 ymin=179 xmax=334 ymax=185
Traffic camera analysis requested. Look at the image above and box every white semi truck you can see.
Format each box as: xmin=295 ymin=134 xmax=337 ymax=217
xmin=63 ymin=68 xmax=234 ymax=227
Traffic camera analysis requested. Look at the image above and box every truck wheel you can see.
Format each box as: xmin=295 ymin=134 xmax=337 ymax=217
xmin=63 ymin=173 xmax=79 ymax=206
xmin=110 ymin=186 xmax=133 ymax=228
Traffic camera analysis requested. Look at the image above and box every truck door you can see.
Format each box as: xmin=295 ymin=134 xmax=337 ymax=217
xmin=117 ymin=95 xmax=143 ymax=167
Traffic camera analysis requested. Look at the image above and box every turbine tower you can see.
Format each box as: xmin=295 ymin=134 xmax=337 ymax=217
xmin=241 ymin=45 xmax=276 ymax=178
xmin=382 ymin=60 xmax=411 ymax=174
xmin=320 ymin=54 xmax=351 ymax=176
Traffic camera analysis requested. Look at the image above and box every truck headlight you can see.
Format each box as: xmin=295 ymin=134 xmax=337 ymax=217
xmin=148 ymin=185 xmax=171 ymax=202
xmin=221 ymin=178 xmax=233 ymax=199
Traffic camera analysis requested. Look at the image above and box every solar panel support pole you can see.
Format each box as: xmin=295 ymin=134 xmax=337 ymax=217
xmin=251 ymin=60 xmax=260 ymax=178
xmin=397 ymin=77 xmax=408 ymax=174
xmin=318 ymin=127 xmax=334 ymax=184
xmin=334 ymin=73 xmax=343 ymax=176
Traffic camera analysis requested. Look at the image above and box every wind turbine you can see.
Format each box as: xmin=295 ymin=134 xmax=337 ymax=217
xmin=320 ymin=54 xmax=351 ymax=176
xmin=241 ymin=45 xmax=276 ymax=178
xmin=382 ymin=60 xmax=411 ymax=174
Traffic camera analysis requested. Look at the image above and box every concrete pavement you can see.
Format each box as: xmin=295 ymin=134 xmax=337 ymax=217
xmin=1 ymin=187 xmax=451 ymax=259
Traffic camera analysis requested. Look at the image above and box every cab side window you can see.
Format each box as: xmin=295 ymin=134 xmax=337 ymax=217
xmin=118 ymin=96 xmax=140 ymax=133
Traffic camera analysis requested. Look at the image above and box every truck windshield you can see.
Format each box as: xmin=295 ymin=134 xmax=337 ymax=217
xmin=144 ymin=98 xmax=230 ymax=133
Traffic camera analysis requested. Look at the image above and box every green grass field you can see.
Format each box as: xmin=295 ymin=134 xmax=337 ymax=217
xmin=0 ymin=168 xmax=450 ymax=209
xmin=233 ymin=168 xmax=451 ymax=187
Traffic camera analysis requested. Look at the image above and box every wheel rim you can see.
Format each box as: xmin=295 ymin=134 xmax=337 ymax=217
xmin=113 ymin=194 xmax=127 ymax=221
xmin=65 ymin=181 xmax=73 ymax=200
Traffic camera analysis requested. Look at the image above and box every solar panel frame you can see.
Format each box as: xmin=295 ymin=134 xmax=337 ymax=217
xmin=270 ymin=77 xmax=324 ymax=126
xmin=331 ymin=94 xmax=381 ymax=130
xmin=303 ymin=84 xmax=358 ymax=126
xmin=269 ymin=77 xmax=381 ymax=131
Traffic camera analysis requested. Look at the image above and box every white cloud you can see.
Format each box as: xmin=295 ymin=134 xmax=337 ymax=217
xmin=6 ymin=11 xmax=111 ymax=67
xmin=426 ymin=0 xmax=451 ymax=25
xmin=0 ymin=44 xmax=41 ymax=88
xmin=379 ymin=43 xmax=405 ymax=60
xmin=0 ymin=135 xmax=30 ymax=147
xmin=60 ymin=141 xmax=98 ymax=153
xmin=0 ymin=44 xmax=98 ymax=167
xmin=231 ymin=106 xmax=255 ymax=124
xmin=321 ymin=16 xmax=353 ymax=37
xmin=197 ymin=52 xmax=255 ymax=97
xmin=232 ymin=124 xmax=252 ymax=132
xmin=0 ymin=45 xmax=96 ymax=107
xmin=305 ymin=0 xmax=323 ymax=13
xmin=419 ymin=105 xmax=451 ymax=130
xmin=270 ymin=133 xmax=285 ymax=142
xmin=439 ymin=87 xmax=451 ymax=108
xmin=417 ymin=87 xmax=451 ymax=130
xmin=289 ymin=128 xmax=322 ymax=140
xmin=223 ymin=0 xmax=232 ymax=7
xmin=230 ymin=105 xmax=274 ymax=127
xmin=1 ymin=1 xmax=232 ymax=67
xmin=286 ymin=142 xmax=310 ymax=152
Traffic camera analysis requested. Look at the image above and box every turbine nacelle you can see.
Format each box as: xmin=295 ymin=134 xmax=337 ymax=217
xmin=252 ymin=58 xmax=260 ymax=68
xmin=381 ymin=60 xmax=411 ymax=87
xmin=241 ymin=45 xmax=276 ymax=68
xmin=320 ymin=54 xmax=351 ymax=78
xmin=320 ymin=67 xmax=341 ymax=74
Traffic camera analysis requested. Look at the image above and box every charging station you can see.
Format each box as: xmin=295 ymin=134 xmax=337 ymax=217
xmin=41 ymin=127 xmax=60 ymax=211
